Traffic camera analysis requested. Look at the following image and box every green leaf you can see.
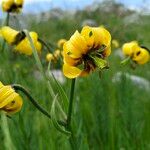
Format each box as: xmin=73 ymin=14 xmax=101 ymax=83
xmin=121 ymin=56 xmax=131 ymax=66
xmin=51 ymin=95 xmax=71 ymax=136
xmin=51 ymin=74 xmax=69 ymax=113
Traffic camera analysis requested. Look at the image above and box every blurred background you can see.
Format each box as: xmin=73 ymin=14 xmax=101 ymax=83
xmin=0 ymin=0 xmax=150 ymax=149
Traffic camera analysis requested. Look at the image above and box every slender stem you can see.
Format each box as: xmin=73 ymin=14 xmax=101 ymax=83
xmin=3 ymin=12 xmax=10 ymax=26
xmin=38 ymin=38 xmax=52 ymax=53
xmin=12 ymin=84 xmax=66 ymax=126
xmin=66 ymin=79 xmax=76 ymax=150
xmin=66 ymin=78 xmax=76 ymax=129
xmin=1 ymin=13 xmax=10 ymax=52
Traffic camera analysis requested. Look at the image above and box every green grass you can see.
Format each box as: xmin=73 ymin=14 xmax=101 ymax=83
xmin=0 ymin=2 xmax=150 ymax=149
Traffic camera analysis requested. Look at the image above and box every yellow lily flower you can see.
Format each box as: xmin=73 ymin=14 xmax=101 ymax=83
xmin=54 ymin=49 xmax=61 ymax=59
xmin=0 ymin=81 xmax=23 ymax=114
xmin=122 ymin=41 xmax=139 ymax=56
xmin=46 ymin=53 xmax=54 ymax=62
xmin=133 ymin=47 xmax=150 ymax=64
xmin=2 ymin=0 xmax=24 ymax=13
xmin=1 ymin=26 xmax=19 ymax=44
xmin=57 ymin=39 xmax=67 ymax=48
xmin=15 ymin=32 xmax=42 ymax=55
xmin=63 ymin=26 xmax=111 ymax=78
xmin=112 ymin=39 xmax=119 ymax=48
xmin=1 ymin=26 xmax=42 ymax=56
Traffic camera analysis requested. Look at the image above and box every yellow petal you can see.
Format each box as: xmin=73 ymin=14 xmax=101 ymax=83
xmin=3 ymin=95 xmax=23 ymax=114
xmin=15 ymin=32 xmax=41 ymax=56
xmin=1 ymin=26 xmax=19 ymax=44
xmin=103 ymin=46 xmax=111 ymax=57
xmin=15 ymin=0 xmax=24 ymax=5
xmin=133 ymin=48 xmax=150 ymax=64
xmin=70 ymin=30 xmax=88 ymax=54
xmin=92 ymin=26 xmax=111 ymax=48
xmin=81 ymin=26 xmax=95 ymax=48
xmin=57 ymin=39 xmax=67 ymax=48
xmin=63 ymin=63 xmax=82 ymax=78
xmin=2 ymin=0 xmax=14 ymax=12
xmin=0 ymin=86 xmax=14 ymax=103
xmin=122 ymin=41 xmax=139 ymax=56
xmin=63 ymin=41 xmax=82 ymax=58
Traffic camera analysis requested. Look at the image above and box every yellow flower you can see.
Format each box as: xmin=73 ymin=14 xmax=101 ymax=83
xmin=2 ymin=0 xmax=24 ymax=13
xmin=15 ymin=32 xmax=42 ymax=56
xmin=133 ymin=47 xmax=150 ymax=64
xmin=122 ymin=41 xmax=150 ymax=65
xmin=57 ymin=39 xmax=67 ymax=48
xmin=1 ymin=26 xmax=42 ymax=56
xmin=112 ymin=39 xmax=119 ymax=48
xmin=122 ymin=41 xmax=139 ymax=56
xmin=63 ymin=26 xmax=111 ymax=78
xmin=1 ymin=26 xmax=19 ymax=44
xmin=54 ymin=49 xmax=61 ymax=59
xmin=46 ymin=53 xmax=54 ymax=62
xmin=0 ymin=81 xmax=23 ymax=114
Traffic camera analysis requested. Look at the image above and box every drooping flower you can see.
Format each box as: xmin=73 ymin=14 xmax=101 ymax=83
xmin=2 ymin=0 xmax=24 ymax=13
xmin=57 ymin=39 xmax=67 ymax=48
xmin=1 ymin=26 xmax=42 ymax=56
xmin=54 ymin=49 xmax=61 ymax=59
xmin=122 ymin=41 xmax=150 ymax=65
xmin=46 ymin=53 xmax=54 ymax=62
xmin=62 ymin=26 xmax=111 ymax=78
xmin=112 ymin=39 xmax=119 ymax=48
xmin=0 ymin=81 xmax=23 ymax=114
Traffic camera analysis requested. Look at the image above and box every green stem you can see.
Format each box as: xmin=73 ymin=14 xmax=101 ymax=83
xmin=3 ymin=12 xmax=10 ymax=26
xmin=24 ymin=30 xmax=66 ymax=119
xmin=12 ymin=84 xmax=66 ymax=126
xmin=67 ymin=79 xmax=76 ymax=129
xmin=1 ymin=13 xmax=10 ymax=52
xmin=66 ymin=79 xmax=76 ymax=150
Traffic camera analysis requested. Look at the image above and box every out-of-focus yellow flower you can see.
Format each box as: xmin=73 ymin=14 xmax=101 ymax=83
xmin=54 ymin=49 xmax=61 ymax=58
xmin=1 ymin=26 xmax=42 ymax=56
xmin=46 ymin=53 xmax=54 ymax=62
xmin=0 ymin=81 xmax=23 ymax=114
xmin=122 ymin=41 xmax=139 ymax=56
xmin=57 ymin=39 xmax=67 ymax=48
xmin=2 ymin=0 xmax=24 ymax=13
xmin=112 ymin=39 xmax=119 ymax=48
xmin=15 ymin=32 xmax=42 ymax=55
xmin=0 ymin=30 xmax=2 ymax=37
xmin=133 ymin=47 xmax=150 ymax=64
xmin=63 ymin=26 xmax=111 ymax=78
xmin=122 ymin=41 xmax=150 ymax=65
xmin=1 ymin=26 xmax=19 ymax=44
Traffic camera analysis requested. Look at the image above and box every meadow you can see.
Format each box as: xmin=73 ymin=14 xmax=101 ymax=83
xmin=0 ymin=1 xmax=150 ymax=150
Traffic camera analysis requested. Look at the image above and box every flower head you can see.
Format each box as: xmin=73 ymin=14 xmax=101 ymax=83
xmin=122 ymin=41 xmax=150 ymax=65
xmin=54 ymin=49 xmax=61 ymax=58
xmin=0 ymin=81 xmax=23 ymax=114
xmin=112 ymin=39 xmax=119 ymax=48
xmin=63 ymin=26 xmax=111 ymax=78
xmin=2 ymin=0 xmax=24 ymax=13
xmin=1 ymin=26 xmax=42 ymax=56
xmin=46 ymin=53 xmax=54 ymax=62
xmin=57 ymin=39 xmax=67 ymax=48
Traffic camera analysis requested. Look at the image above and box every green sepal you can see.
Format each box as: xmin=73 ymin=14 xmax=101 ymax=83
xmin=93 ymin=57 xmax=108 ymax=69
xmin=121 ymin=56 xmax=131 ymax=66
